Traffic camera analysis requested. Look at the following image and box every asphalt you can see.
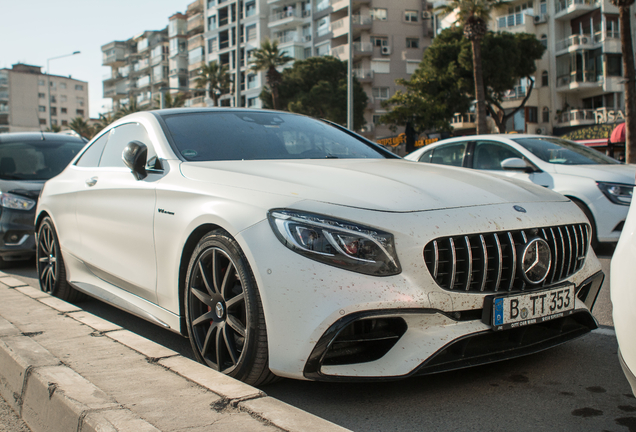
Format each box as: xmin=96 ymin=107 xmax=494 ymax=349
xmin=0 ymin=273 xmax=350 ymax=432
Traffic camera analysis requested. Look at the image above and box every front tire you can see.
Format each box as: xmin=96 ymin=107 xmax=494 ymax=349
xmin=185 ymin=229 xmax=276 ymax=385
xmin=36 ymin=217 xmax=85 ymax=302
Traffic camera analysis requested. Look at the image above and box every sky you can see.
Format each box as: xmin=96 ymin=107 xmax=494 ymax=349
xmin=1 ymin=0 xmax=195 ymax=119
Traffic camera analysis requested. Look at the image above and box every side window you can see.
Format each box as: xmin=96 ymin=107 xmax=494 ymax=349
xmin=473 ymin=141 xmax=523 ymax=170
xmin=75 ymin=131 xmax=110 ymax=167
xmin=418 ymin=149 xmax=433 ymax=163
xmin=98 ymin=123 xmax=156 ymax=168
xmin=429 ymin=143 xmax=466 ymax=167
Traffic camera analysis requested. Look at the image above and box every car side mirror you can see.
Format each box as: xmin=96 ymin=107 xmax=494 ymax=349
xmin=122 ymin=141 xmax=148 ymax=180
xmin=501 ymin=157 xmax=534 ymax=173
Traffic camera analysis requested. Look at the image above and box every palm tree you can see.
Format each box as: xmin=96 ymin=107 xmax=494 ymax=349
xmin=69 ymin=117 xmax=93 ymax=139
xmin=94 ymin=112 xmax=115 ymax=135
xmin=115 ymin=99 xmax=143 ymax=120
xmin=194 ymin=61 xmax=230 ymax=106
xmin=610 ymin=0 xmax=636 ymax=162
xmin=45 ymin=125 xmax=61 ymax=133
xmin=437 ymin=0 xmax=508 ymax=134
xmin=154 ymin=92 xmax=187 ymax=109
xmin=249 ymin=39 xmax=293 ymax=110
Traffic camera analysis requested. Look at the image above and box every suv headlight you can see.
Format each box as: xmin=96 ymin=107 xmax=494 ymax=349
xmin=597 ymin=182 xmax=633 ymax=206
xmin=268 ymin=209 xmax=401 ymax=276
xmin=0 ymin=193 xmax=36 ymax=211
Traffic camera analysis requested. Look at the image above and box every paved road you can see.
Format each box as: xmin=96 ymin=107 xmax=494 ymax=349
xmin=2 ymin=247 xmax=634 ymax=432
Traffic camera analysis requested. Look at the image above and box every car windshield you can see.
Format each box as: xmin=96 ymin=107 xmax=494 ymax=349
xmin=0 ymin=140 xmax=85 ymax=181
xmin=161 ymin=111 xmax=390 ymax=161
xmin=512 ymin=137 xmax=619 ymax=165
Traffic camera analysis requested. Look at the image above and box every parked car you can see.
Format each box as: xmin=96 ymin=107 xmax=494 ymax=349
xmin=404 ymin=135 xmax=635 ymax=246
xmin=0 ymin=132 xmax=86 ymax=267
xmin=36 ymin=110 xmax=604 ymax=384
xmin=610 ymin=197 xmax=636 ymax=396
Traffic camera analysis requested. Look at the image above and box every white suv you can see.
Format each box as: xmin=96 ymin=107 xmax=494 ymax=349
xmin=405 ymin=135 xmax=635 ymax=245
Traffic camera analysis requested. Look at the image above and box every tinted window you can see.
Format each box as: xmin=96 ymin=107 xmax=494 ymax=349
xmin=429 ymin=143 xmax=466 ymax=167
xmin=418 ymin=148 xmax=433 ymax=162
xmin=473 ymin=141 xmax=524 ymax=170
xmin=0 ymin=139 xmax=85 ymax=181
xmin=162 ymin=112 xmax=387 ymax=161
xmin=76 ymin=131 xmax=110 ymax=167
xmin=513 ymin=137 xmax=619 ymax=165
xmin=99 ymin=123 xmax=155 ymax=168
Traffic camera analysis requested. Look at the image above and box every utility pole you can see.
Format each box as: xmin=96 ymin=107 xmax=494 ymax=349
xmin=347 ymin=0 xmax=353 ymax=130
xmin=236 ymin=0 xmax=242 ymax=107
xmin=47 ymin=51 xmax=80 ymax=129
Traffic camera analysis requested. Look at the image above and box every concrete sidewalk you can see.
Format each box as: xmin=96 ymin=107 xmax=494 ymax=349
xmin=0 ymin=274 xmax=350 ymax=432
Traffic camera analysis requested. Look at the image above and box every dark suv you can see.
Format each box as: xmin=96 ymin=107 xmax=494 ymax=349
xmin=0 ymin=132 xmax=86 ymax=267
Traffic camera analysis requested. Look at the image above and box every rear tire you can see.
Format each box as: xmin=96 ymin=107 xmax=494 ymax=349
xmin=184 ymin=229 xmax=277 ymax=386
xmin=36 ymin=217 xmax=86 ymax=302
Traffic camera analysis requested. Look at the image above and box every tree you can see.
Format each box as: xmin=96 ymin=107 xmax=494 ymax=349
xmin=45 ymin=125 xmax=62 ymax=133
xmin=610 ymin=0 xmax=636 ymax=163
xmin=93 ymin=112 xmax=116 ymax=136
xmin=115 ymin=99 xmax=143 ymax=120
xmin=69 ymin=117 xmax=93 ymax=139
xmin=154 ymin=92 xmax=187 ymax=109
xmin=437 ymin=0 xmax=509 ymax=133
xmin=249 ymin=39 xmax=293 ymax=110
xmin=260 ymin=56 xmax=368 ymax=130
xmin=194 ymin=61 xmax=230 ymax=106
xmin=381 ymin=27 xmax=545 ymax=134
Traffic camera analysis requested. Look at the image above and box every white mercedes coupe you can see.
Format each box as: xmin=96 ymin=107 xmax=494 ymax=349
xmin=36 ymin=109 xmax=604 ymax=385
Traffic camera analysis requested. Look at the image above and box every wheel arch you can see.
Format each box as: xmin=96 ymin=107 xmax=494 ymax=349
xmin=35 ymin=211 xmax=51 ymax=233
xmin=564 ymin=195 xmax=598 ymax=246
xmin=177 ymin=223 xmax=223 ymax=335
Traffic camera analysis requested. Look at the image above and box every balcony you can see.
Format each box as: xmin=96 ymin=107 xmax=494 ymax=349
xmin=556 ymin=72 xmax=602 ymax=92
xmin=594 ymin=30 xmax=621 ymax=53
xmin=188 ymin=59 xmax=205 ymax=72
xmin=555 ymin=0 xmax=600 ymax=20
xmin=555 ymin=33 xmax=594 ymax=54
xmin=188 ymin=13 xmax=204 ymax=34
xmin=0 ymin=78 xmax=8 ymax=88
xmin=331 ymin=0 xmax=348 ymax=12
xmin=102 ymin=52 xmax=126 ymax=66
xmin=150 ymin=54 xmax=168 ymax=66
xmin=353 ymin=68 xmax=374 ymax=82
xmin=188 ymin=34 xmax=205 ymax=50
xmin=556 ymin=109 xmax=595 ymax=126
xmin=353 ymin=14 xmax=372 ymax=29
xmin=503 ymin=85 xmax=527 ymax=100
xmin=185 ymin=95 xmax=206 ymax=107
xmin=315 ymin=0 xmax=330 ymax=13
xmin=451 ymin=113 xmax=476 ymax=130
xmin=268 ymin=9 xmax=309 ymax=29
xmin=332 ymin=42 xmax=373 ymax=61
xmin=137 ymin=75 xmax=151 ymax=89
xmin=332 ymin=14 xmax=372 ymax=37
xmin=187 ymin=0 xmax=203 ymax=16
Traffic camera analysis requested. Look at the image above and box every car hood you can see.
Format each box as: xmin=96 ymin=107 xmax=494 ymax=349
xmin=552 ymin=163 xmax=636 ymax=184
xmin=0 ymin=179 xmax=44 ymax=200
xmin=180 ymin=159 xmax=568 ymax=212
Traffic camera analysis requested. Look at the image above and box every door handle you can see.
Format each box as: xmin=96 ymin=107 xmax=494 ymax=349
xmin=85 ymin=177 xmax=98 ymax=187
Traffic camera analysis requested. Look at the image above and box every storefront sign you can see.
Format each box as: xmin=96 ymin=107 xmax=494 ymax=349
xmin=595 ymin=109 xmax=625 ymax=124
xmin=376 ymin=133 xmax=439 ymax=148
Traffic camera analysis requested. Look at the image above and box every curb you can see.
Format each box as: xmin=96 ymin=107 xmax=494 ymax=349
xmin=0 ymin=274 xmax=351 ymax=432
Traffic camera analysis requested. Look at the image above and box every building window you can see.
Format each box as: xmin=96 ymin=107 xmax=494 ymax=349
xmin=38 ymin=106 xmax=46 ymax=112
xmin=38 ymin=93 xmax=45 ymax=99
xmin=51 ymin=107 xmax=57 ymax=116
xmin=371 ymin=60 xmax=390 ymax=74
xmin=75 ymin=84 xmax=84 ymax=91
xmin=247 ymin=97 xmax=258 ymax=107
xmin=208 ymin=37 xmax=218 ymax=53
xmin=607 ymin=55 xmax=622 ymax=76
xmin=77 ymin=97 xmax=85 ymax=107
xmin=50 ymin=96 xmax=56 ymax=103
xmin=371 ymin=36 xmax=388 ymax=47
xmin=315 ymin=43 xmax=330 ymax=56
xmin=61 ymin=95 xmax=67 ymax=102
xmin=60 ymin=82 xmax=67 ymax=89
xmin=526 ymin=106 xmax=538 ymax=123
xmin=540 ymin=34 xmax=547 ymax=48
xmin=39 ymin=119 xmax=47 ymax=125
xmin=304 ymin=47 xmax=311 ymax=59
xmin=372 ymin=115 xmax=382 ymax=124
xmin=50 ymin=82 xmax=56 ymax=90
xmin=406 ymin=61 xmax=419 ymax=74
xmin=61 ymin=107 xmax=67 ymax=114
xmin=406 ymin=38 xmax=419 ymax=48
xmin=76 ymin=109 xmax=84 ymax=116
xmin=371 ymin=8 xmax=387 ymax=21
xmin=540 ymin=0 xmax=547 ymax=14
xmin=38 ymin=79 xmax=45 ymax=86
xmin=208 ymin=15 xmax=217 ymax=30
xmin=207 ymin=0 xmax=215 ymax=8
xmin=541 ymin=70 xmax=548 ymax=86
xmin=404 ymin=10 xmax=418 ymax=22
xmin=372 ymin=87 xmax=390 ymax=100
xmin=246 ymin=24 xmax=256 ymax=41
xmin=246 ymin=0 xmax=256 ymax=17
xmin=247 ymin=74 xmax=257 ymax=89
xmin=61 ymin=120 xmax=68 ymax=126
xmin=542 ymin=107 xmax=550 ymax=123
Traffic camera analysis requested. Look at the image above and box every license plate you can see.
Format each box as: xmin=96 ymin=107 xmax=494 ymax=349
xmin=486 ymin=285 xmax=575 ymax=331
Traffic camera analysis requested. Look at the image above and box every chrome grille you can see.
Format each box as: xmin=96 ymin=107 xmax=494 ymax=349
xmin=423 ymin=224 xmax=589 ymax=293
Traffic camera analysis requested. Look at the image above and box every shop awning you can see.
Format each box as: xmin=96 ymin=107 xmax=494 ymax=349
xmin=610 ymin=122 xmax=626 ymax=144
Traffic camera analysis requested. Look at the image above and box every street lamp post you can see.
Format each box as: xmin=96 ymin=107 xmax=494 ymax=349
xmin=47 ymin=51 xmax=80 ymax=129
xmin=347 ymin=0 xmax=353 ymax=130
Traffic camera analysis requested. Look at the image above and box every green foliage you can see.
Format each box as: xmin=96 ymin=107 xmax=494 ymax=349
xmin=381 ymin=27 xmax=546 ymax=133
xmin=250 ymin=39 xmax=293 ymax=110
xmin=154 ymin=92 xmax=187 ymax=108
xmin=561 ymin=124 xmax=614 ymax=140
xmin=194 ymin=61 xmax=230 ymax=106
xmin=68 ymin=117 xmax=93 ymax=139
xmin=261 ymin=56 xmax=368 ymax=130
xmin=437 ymin=0 xmax=510 ymax=27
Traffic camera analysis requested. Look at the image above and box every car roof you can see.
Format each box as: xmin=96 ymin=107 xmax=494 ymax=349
xmin=0 ymin=132 xmax=86 ymax=143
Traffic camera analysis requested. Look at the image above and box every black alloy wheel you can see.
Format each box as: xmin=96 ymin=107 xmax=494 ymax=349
xmin=185 ymin=230 xmax=276 ymax=385
xmin=36 ymin=217 xmax=84 ymax=302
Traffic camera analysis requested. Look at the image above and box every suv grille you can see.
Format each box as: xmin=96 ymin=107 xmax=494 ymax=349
xmin=423 ymin=224 xmax=588 ymax=293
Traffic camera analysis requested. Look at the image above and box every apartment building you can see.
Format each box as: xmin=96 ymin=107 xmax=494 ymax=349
xmin=437 ymin=0 xmax=636 ymax=136
xmin=0 ymin=64 xmax=89 ymax=133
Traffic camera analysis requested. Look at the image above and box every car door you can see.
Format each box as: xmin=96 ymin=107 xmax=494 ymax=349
xmin=75 ymin=122 xmax=160 ymax=302
xmin=472 ymin=140 xmax=553 ymax=187
xmin=419 ymin=142 xmax=468 ymax=167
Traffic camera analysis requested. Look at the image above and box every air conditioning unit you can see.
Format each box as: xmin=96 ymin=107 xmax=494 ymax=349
xmin=535 ymin=127 xmax=545 ymax=135
xmin=381 ymin=46 xmax=391 ymax=55
xmin=534 ymin=14 xmax=548 ymax=24
xmin=422 ymin=11 xmax=432 ymax=19
xmin=580 ymin=36 xmax=589 ymax=44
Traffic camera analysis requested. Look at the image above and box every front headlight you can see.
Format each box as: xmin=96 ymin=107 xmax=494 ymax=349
xmin=268 ymin=209 xmax=401 ymax=276
xmin=0 ymin=193 xmax=36 ymax=211
xmin=597 ymin=182 xmax=634 ymax=206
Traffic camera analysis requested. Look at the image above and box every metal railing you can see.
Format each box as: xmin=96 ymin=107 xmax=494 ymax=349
xmin=557 ymin=109 xmax=595 ymax=123
xmin=555 ymin=34 xmax=592 ymax=51
xmin=353 ymin=69 xmax=373 ymax=80
xmin=556 ymin=72 xmax=601 ymax=87
xmin=555 ymin=0 xmax=598 ymax=14
xmin=451 ymin=113 xmax=476 ymax=124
